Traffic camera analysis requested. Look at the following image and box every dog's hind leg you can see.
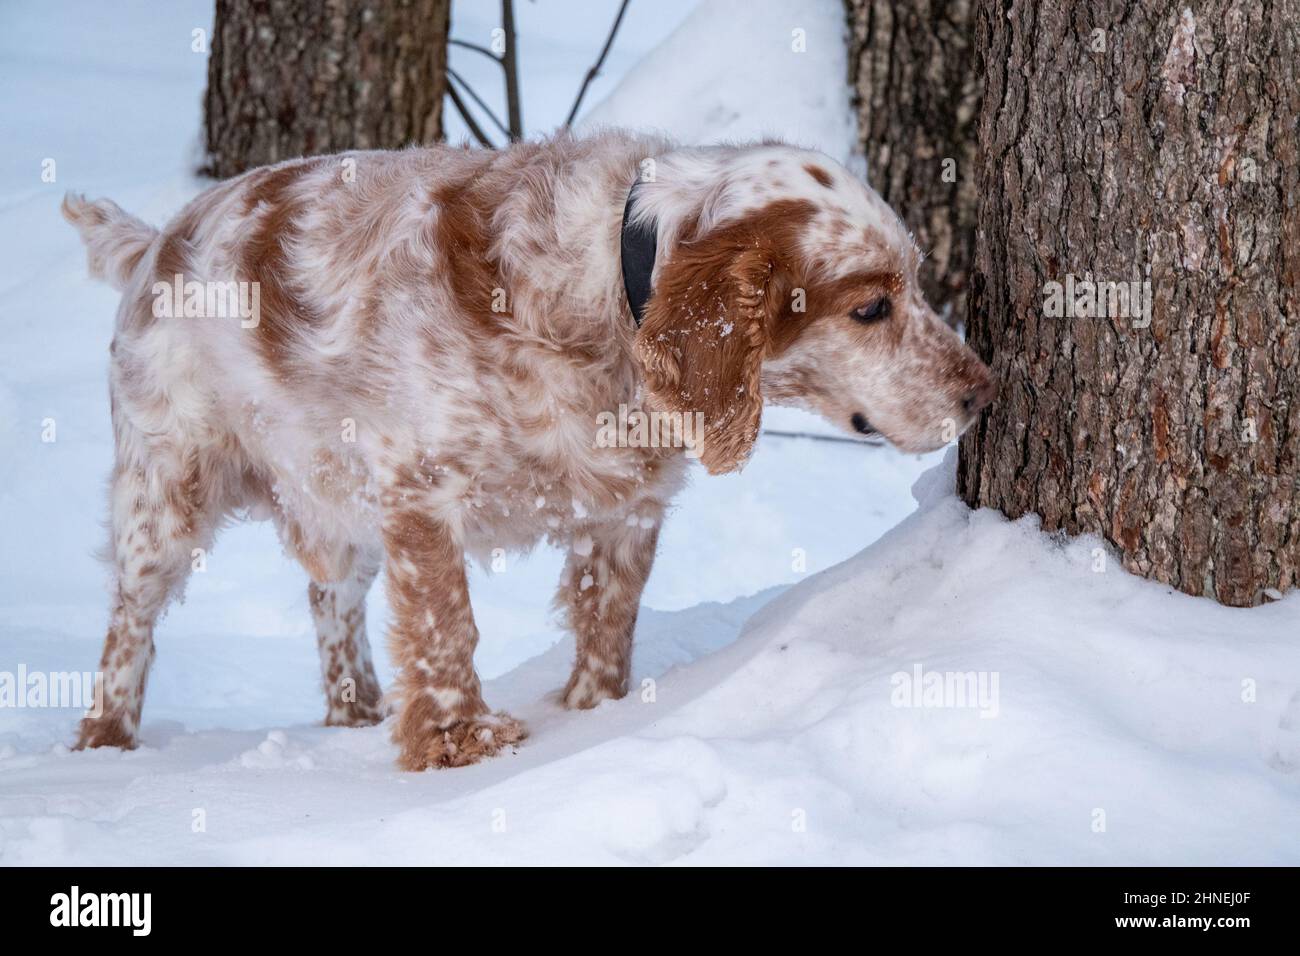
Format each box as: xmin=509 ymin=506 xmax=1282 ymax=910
xmin=556 ymin=508 xmax=663 ymax=710
xmin=309 ymin=550 xmax=385 ymax=727
xmin=76 ymin=433 xmax=220 ymax=750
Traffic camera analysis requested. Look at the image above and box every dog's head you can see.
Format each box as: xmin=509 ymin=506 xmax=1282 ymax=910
xmin=633 ymin=145 xmax=994 ymax=474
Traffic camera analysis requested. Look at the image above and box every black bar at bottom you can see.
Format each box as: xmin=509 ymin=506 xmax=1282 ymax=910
xmin=3 ymin=866 xmax=1291 ymax=942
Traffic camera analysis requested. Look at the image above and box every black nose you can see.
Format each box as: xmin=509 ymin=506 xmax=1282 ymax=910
xmin=961 ymin=381 xmax=998 ymax=416
xmin=850 ymin=412 xmax=875 ymax=435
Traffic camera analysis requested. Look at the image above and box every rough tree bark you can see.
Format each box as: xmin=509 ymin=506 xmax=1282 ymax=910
xmin=204 ymin=0 xmax=451 ymax=179
xmin=959 ymin=0 xmax=1300 ymax=607
xmin=844 ymin=0 xmax=980 ymax=320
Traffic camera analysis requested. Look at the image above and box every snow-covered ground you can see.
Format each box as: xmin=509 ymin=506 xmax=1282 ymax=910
xmin=2 ymin=0 xmax=1298 ymax=865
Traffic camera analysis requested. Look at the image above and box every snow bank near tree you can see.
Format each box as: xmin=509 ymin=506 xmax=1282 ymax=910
xmin=584 ymin=0 xmax=856 ymax=164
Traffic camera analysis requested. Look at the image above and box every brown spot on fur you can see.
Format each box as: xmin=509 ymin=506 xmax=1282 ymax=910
xmin=237 ymin=162 xmax=324 ymax=376
xmin=430 ymin=176 xmax=510 ymax=337
xmin=307 ymin=581 xmax=334 ymax=615
xmin=154 ymin=215 xmax=196 ymax=284
xmin=804 ymin=164 xmax=833 ymax=188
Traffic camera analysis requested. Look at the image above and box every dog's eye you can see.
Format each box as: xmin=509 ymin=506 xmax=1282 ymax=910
xmin=851 ymin=297 xmax=890 ymax=323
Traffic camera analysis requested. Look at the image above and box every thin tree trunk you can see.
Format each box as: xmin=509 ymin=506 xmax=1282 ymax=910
xmin=959 ymin=0 xmax=1300 ymax=607
xmin=844 ymin=0 xmax=980 ymax=321
xmin=500 ymin=0 xmax=523 ymax=140
xmin=204 ymin=0 xmax=452 ymax=179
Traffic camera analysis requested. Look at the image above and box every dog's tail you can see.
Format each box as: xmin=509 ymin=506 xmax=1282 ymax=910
xmin=61 ymin=192 xmax=158 ymax=291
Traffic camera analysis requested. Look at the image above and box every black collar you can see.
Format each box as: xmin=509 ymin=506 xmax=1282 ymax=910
xmin=620 ymin=182 xmax=657 ymax=328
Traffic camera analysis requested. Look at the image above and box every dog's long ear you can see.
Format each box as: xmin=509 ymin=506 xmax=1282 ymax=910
xmin=636 ymin=236 xmax=774 ymax=475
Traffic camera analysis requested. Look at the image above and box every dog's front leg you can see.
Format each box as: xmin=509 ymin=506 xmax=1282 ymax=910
xmin=558 ymin=508 xmax=663 ymax=710
xmin=381 ymin=486 xmax=525 ymax=770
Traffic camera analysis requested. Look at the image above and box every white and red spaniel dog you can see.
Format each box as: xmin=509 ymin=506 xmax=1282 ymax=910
xmin=63 ymin=130 xmax=994 ymax=770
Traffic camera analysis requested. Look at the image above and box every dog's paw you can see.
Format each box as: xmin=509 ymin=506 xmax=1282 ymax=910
xmin=324 ymin=695 xmax=388 ymax=728
xmin=396 ymin=711 xmax=527 ymax=771
xmin=324 ymin=705 xmax=385 ymax=728
xmin=561 ymin=668 xmax=628 ymax=710
xmin=73 ymin=711 xmax=139 ymax=751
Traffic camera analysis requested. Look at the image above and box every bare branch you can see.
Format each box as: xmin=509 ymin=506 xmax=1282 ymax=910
xmin=446 ymin=79 xmax=496 ymax=148
xmin=761 ymin=429 xmax=883 ymax=447
xmin=500 ymin=0 xmax=523 ymax=139
xmin=564 ymin=0 xmax=633 ymax=127
xmin=448 ymin=38 xmax=504 ymax=63
xmin=448 ymin=68 xmax=511 ymax=139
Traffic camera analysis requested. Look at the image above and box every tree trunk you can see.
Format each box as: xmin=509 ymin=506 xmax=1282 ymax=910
xmin=203 ymin=0 xmax=451 ymax=179
xmin=843 ymin=0 xmax=980 ymax=321
xmin=959 ymin=0 xmax=1300 ymax=607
